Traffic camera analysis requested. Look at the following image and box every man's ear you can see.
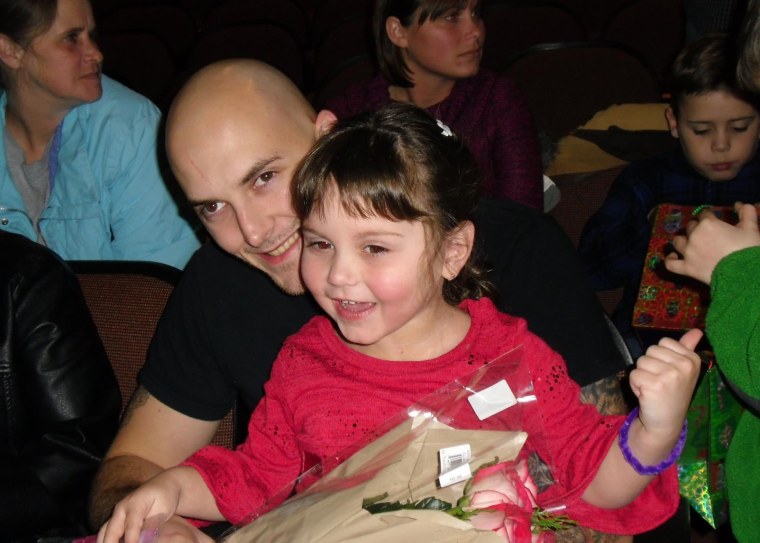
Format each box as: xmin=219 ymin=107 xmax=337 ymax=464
xmin=665 ymin=106 xmax=680 ymax=139
xmin=442 ymin=221 xmax=475 ymax=280
xmin=315 ymin=109 xmax=338 ymax=137
xmin=386 ymin=16 xmax=408 ymax=48
xmin=0 ymin=33 xmax=24 ymax=70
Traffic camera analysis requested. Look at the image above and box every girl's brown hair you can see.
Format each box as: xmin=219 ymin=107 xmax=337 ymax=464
xmin=293 ymin=102 xmax=493 ymax=305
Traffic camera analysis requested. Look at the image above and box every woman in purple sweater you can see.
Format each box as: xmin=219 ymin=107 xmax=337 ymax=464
xmin=325 ymin=0 xmax=544 ymax=210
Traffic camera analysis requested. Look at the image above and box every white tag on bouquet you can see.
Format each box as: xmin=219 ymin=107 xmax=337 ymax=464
xmin=438 ymin=444 xmax=473 ymax=488
xmin=439 ymin=443 xmax=472 ymax=472
xmin=467 ymin=379 xmax=517 ymax=420
xmin=438 ymin=462 xmax=472 ymax=488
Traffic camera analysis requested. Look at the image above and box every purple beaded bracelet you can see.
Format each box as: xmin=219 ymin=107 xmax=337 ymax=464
xmin=618 ymin=407 xmax=688 ymax=476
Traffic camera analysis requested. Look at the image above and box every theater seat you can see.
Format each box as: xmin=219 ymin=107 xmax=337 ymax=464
xmin=70 ymin=260 xmax=236 ymax=449
xmin=501 ymin=41 xmax=662 ymax=139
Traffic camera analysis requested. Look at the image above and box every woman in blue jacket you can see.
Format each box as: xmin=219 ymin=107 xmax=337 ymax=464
xmin=0 ymin=0 xmax=200 ymax=269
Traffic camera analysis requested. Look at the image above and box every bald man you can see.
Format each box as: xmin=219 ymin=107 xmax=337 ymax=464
xmin=88 ymin=60 xmax=628 ymax=537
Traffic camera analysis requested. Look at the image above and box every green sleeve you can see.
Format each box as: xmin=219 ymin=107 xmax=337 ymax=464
xmin=706 ymin=246 xmax=760 ymax=400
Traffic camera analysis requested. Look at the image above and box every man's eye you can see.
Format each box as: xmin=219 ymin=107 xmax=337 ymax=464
xmin=65 ymin=32 xmax=79 ymax=43
xmin=199 ymin=201 xmax=226 ymax=217
xmin=693 ymin=129 xmax=709 ymax=136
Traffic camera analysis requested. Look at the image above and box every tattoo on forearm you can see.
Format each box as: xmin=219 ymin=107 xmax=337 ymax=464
xmin=579 ymin=375 xmax=628 ymax=415
xmin=555 ymin=527 xmax=633 ymax=543
xmin=119 ymin=385 xmax=151 ymax=427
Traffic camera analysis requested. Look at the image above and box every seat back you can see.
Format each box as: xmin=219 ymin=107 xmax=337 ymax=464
xmin=555 ymin=0 xmax=630 ymax=38
xmin=311 ymin=0 xmax=373 ymax=47
xmin=70 ymin=260 xmax=235 ymax=449
xmin=186 ymin=23 xmax=305 ymax=90
xmin=201 ymin=0 xmax=309 ymax=46
xmin=313 ymin=15 xmax=374 ymax=87
xmin=501 ymin=41 xmax=662 ymax=139
xmin=602 ymin=0 xmax=685 ymax=88
xmin=98 ymin=31 xmax=178 ymax=109
xmin=98 ymin=3 xmax=199 ymax=59
xmin=313 ymin=53 xmax=378 ymax=109
xmin=481 ymin=3 xmax=586 ymax=71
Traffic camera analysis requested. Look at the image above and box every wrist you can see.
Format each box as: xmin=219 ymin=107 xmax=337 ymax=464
xmin=618 ymin=407 xmax=687 ymax=476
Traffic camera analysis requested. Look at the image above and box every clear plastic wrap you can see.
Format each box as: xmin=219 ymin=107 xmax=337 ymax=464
xmin=220 ymin=346 xmax=572 ymax=542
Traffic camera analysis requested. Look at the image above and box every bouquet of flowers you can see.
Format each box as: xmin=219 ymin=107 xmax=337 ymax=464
xmin=363 ymin=456 xmax=575 ymax=542
xmin=220 ymin=347 xmax=574 ymax=543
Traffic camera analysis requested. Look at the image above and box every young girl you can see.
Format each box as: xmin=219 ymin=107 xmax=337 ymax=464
xmin=99 ymin=104 xmax=701 ymax=542
xmin=324 ymin=0 xmax=544 ymax=210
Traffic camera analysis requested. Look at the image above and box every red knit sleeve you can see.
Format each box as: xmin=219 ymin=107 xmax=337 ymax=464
xmin=520 ymin=330 xmax=679 ymax=534
xmin=182 ymin=377 xmax=303 ymax=525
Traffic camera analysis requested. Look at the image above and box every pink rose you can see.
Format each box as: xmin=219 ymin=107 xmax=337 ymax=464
xmin=468 ymin=459 xmax=547 ymax=543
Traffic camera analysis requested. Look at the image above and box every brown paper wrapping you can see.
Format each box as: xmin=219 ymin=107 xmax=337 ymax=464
xmin=224 ymin=419 xmax=527 ymax=542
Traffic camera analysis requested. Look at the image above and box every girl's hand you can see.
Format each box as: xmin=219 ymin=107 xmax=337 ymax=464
xmin=628 ymin=328 xmax=702 ymax=438
xmin=665 ymin=203 xmax=760 ymax=284
xmin=97 ymin=471 xmax=182 ymax=543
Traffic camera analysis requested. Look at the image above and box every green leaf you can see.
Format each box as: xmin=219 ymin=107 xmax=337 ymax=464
xmin=413 ymin=497 xmax=454 ymax=511
xmin=531 ymin=508 xmax=578 ymax=532
xmin=362 ymin=493 xmax=390 ymax=508
xmin=363 ymin=496 xmax=454 ymax=515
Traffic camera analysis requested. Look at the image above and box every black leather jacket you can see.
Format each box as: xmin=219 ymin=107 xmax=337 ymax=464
xmin=0 ymin=232 xmax=121 ymax=541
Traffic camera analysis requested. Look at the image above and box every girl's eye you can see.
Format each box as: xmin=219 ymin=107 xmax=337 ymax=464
xmin=65 ymin=32 xmax=79 ymax=43
xmin=253 ymin=171 xmax=275 ymax=188
xmin=693 ymin=129 xmax=709 ymax=136
xmin=307 ymin=240 xmax=332 ymax=250
xmin=364 ymin=245 xmax=387 ymax=255
xmin=732 ymin=125 xmax=749 ymax=133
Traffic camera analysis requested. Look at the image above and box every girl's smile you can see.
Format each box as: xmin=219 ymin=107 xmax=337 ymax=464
xmin=300 ymin=185 xmax=468 ymax=361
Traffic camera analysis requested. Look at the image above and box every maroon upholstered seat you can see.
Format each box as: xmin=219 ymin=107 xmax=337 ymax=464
xmin=501 ymin=41 xmax=662 ymax=139
xmin=71 ymin=260 xmax=236 ymax=449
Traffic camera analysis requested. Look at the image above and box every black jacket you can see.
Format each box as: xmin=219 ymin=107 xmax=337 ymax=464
xmin=0 ymin=232 xmax=120 ymax=541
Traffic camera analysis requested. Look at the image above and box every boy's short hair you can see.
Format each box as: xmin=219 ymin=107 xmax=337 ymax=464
xmin=670 ymin=33 xmax=758 ymax=115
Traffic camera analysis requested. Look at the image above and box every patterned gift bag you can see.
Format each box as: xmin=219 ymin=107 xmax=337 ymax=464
xmin=632 ymin=204 xmax=739 ymax=331
xmin=677 ymin=357 xmax=743 ymax=528
xmin=631 ymin=204 xmax=747 ymax=526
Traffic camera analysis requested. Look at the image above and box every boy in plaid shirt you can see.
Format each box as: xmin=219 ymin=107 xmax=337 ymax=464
xmin=579 ymin=33 xmax=760 ymax=356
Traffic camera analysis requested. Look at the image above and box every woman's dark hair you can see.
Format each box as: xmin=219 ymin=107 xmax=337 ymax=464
xmin=670 ymin=32 xmax=758 ymax=115
xmin=0 ymin=0 xmax=58 ymax=87
xmin=374 ymin=0 xmax=479 ymax=87
xmin=293 ymin=102 xmax=493 ymax=305
xmin=0 ymin=0 xmax=58 ymax=47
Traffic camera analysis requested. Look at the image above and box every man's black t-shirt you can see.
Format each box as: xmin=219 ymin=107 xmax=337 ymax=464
xmin=141 ymin=199 xmax=624 ymax=430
